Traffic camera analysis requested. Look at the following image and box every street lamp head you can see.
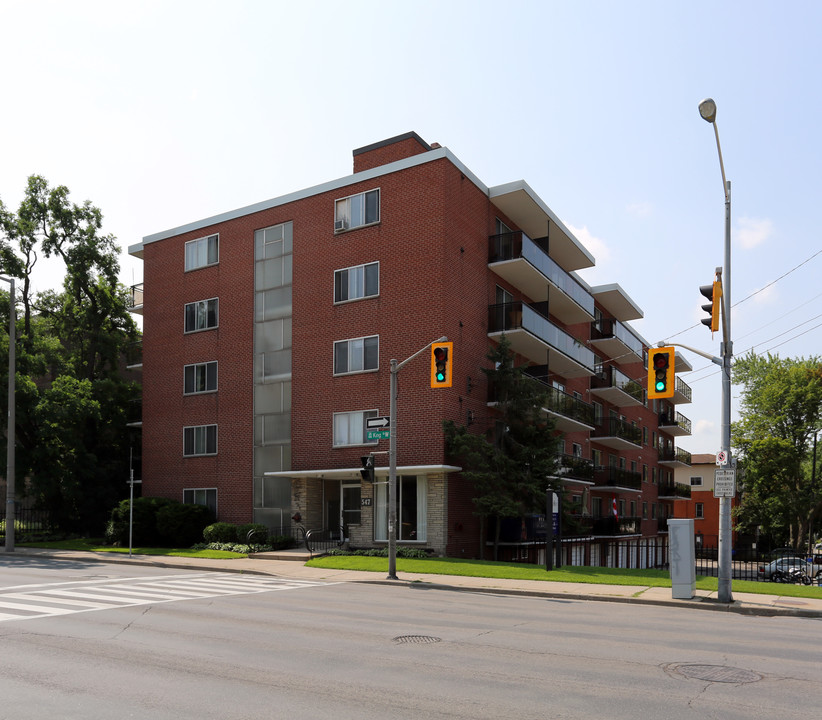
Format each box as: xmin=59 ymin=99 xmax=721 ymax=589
xmin=698 ymin=98 xmax=717 ymax=123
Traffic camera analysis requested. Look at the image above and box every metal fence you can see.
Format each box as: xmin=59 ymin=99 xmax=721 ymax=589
xmin=0 ymin=507 xmax=53 ymax=535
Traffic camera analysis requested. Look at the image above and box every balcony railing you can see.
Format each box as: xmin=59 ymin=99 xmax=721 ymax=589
xmin=657 ymin=446 xmax=692 ymax=465
xmin=593 ymin=465 xmax=642 ymax=491
xmin=556 ymin=454 xmax=595 ymax=482
xmin=128 ymin=283 xmax=144 ymax=311
xmin=658 ymin=410 xmax=692 ymax=435
xmin=591 ymin=365 xmax=644 ymax=405
xmin=590 ymin=317 xmax=644 ymax=360
xmin=543 ymin=384 xmax=596 ymax=427
xmin=592 ymin=516 xmax=641 ymax=536
xmin=125 ymin=341 xmax=142 ymax=368
xmin=675 ymin=376 xmax=692 ymax=403
xmin=489 ymin=231 xmax=595 ymax=318
xmin=488 ymin=301 xmax=596 ymax=374
xmin=657 ymin=480 xmax=692 ymax=499
xmin=591 ymin=417 xmax=643 ymax=447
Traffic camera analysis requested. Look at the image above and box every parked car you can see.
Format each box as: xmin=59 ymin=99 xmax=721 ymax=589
xmin=767 ymin=547 xmax=803 ymax=560
xmin=759 ymin=556 xmax=814 ymax=581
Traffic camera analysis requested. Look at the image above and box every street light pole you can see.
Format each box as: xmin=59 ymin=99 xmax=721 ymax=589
xmin=699 ymin=98 xmax=733 ymax=603
xmin=1 ymin=277 xmax=15 ymax=553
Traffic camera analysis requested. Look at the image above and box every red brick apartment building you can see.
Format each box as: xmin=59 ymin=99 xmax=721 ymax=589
xmin=128 ymin=132 xmax=694 ymax=565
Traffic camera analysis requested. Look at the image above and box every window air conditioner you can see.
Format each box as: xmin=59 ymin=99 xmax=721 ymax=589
xmin=334 ymin=219 xmax=348 ymax=232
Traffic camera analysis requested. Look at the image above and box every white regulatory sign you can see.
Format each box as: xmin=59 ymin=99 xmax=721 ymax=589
xmin=714 ymin=469 xmax=736 ymax=498
xmin=716 ymin=450 xmax=728 ymax=466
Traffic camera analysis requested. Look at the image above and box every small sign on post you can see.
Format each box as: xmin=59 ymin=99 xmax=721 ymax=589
xmin=714 ymin=468 xmax=736 ymax=498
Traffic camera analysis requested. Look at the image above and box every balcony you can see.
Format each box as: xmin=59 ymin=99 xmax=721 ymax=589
xmin=521 ymin=367 xmax=596 ymax=432
xmin=593 ymin=465 xmax=643 ymax=492
xmin=488 ymin=231 xmax=595 ymax=325
xmin=488 ymin=301 xmax=596 ymax=378
xmin=658 ymin=480 xmax=692 ymax=499
xmin=128 ymin=283 xmax=144 ymax=315
xmin=125 ymin=341 xmax=142 ymax=370
xmin=592 ymin=516 xmax=641 ymax=536
xmin=590 ymin=365 xmax=644 ymax=408
xmin=658 ymin=446 xmax=692 ymax=467
xmin=658 ymin=410 xmax=692 ymax=437
xmin=589 ymin=318 xmax=644 ymax=365
xmin=673 ymin=376 xmax=693 ymax=405
xmin=590 ymin=417 xmax=642 ymax=450
xmin=555 ymin=454 xmax=595 ymax=484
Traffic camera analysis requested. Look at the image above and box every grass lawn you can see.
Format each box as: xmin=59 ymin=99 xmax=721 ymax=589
xmin=307 ymin=554 xmax=822 ymax=599
xmin=19 ymin=537 xmax=246 ymax=560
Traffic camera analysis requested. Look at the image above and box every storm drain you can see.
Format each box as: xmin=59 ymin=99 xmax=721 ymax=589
xmin=393 ymin=635 xmax=442 ymax=645
xmin=672 ymin=664 xmax=762 ymax=684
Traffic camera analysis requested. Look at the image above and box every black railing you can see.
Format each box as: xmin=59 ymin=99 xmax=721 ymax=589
xmin=658 ymin=480 xmax=692 ymax=498
xmin=128 ymin=283 xmax=144 ymax=309
xmin=304 ymin=526 xmax=345 ymax=555
xmin=557 ymin=454 xmax=595 ymax=482
xmin=591 ymin=417 xmax=642 ymax=446
xmin=658 ymin=411 xmax=692 ymax=435
xmin=591 ymin=365 xmax=644 ymax=404
xmin=593 ymin=466 xmax=642 ymax=490
xmin=591 ymin=516 xmax=641 ymax=535
xmin=0 ymin=507 xmax=53 ymax=536
xmin=658 ymin=446 xmax=692 ymax=465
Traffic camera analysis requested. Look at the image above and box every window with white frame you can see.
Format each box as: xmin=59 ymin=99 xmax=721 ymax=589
xmin=333 ymin=409 xmax=378 ymax=447
xmin=695 ymin=502 xmax=704 ymax=519
xmin=184 ymin=298 xmax=218 ymax=333
xmin=183 ymin=488 xmax=217 ymax=515
xmin=334 ymin=189 xmax=379 ymax=232
xmin=334 ymin=262 xmax=379 ymax=303
xmin=375 ymin=475 xmax=427 ymax=542
xmin=184 ymin=361 xmax=217 ymax=394
xmin=183 ymin=425 xmax=217 ymax=456
xmin=185 ymin=234 xmax=219 ymax=271
xmin=334 ymin=335 xmax=378 ymax=375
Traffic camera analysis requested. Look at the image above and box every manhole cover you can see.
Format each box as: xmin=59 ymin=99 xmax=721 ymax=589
xmin=393 ymin=635 xmax=441 ymax=645
xmin=674 ymin=664 xmax=761 ymax=684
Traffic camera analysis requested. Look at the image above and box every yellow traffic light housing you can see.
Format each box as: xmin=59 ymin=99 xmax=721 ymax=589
xmin=648 ymin=346 xmax=675 ymax=399
xmin=430 ymin=341 xmax=453 ymax=388
xmin=700 ymin=278 xmax=722 ymax=333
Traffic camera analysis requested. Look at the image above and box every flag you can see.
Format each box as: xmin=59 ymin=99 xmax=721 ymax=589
xmin=612 ymin=495 xmax=618 ymax=522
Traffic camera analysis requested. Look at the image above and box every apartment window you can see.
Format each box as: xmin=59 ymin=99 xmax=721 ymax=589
xmin=185 ymin=298 xmax=218 ymax=333
xmin=593 ymin=401 xmax=603 ymax=425
xmin=592 ymin=449 xmax=601 ymax=467
xmin=690 ymin=476 xmax=703 ymax=487
xmin=642 ymin=502 xmax=648 ymax=519
xmin=334 ymin=335 xmax=378 ymax=375
xmin=335 ymin=188 xmax=379 ymax=231
xmin=643 ymin=465 xmax=648 ymax=483
xmin=695 ymin=503 xmax=704 ymax=519
xmin=375 ymin=475 xmax=427 ymax=542
xmin=183 ymin=488 xmax=217 ymax=515
xmin=643 ymin=426 xmax=648 ymax=445
xmin=572 ymin=443 xmax=582 ymax=458
xmin=184 ymin=361 xmax=218 ymax=394
xmin=652 ymin=467 xmax=657 ymax=484
xmin=185 ymin=234 xmax=219 ymax=271
xmin=333 ymin=409 xmax=378 ymax=447
xmin=334 ymin=262 xmax=379 ymax=303
xmin=183 ymin=425 xmax=217 ymax=456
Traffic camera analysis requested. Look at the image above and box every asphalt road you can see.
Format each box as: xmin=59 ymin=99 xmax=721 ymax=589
xmin=1 ymin=557 xmax=820 ymax=719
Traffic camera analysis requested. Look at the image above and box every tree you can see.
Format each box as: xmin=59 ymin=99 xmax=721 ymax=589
xmin=0 ymin=176 xmax=140 ymax=534
xmin=444 ymin=336 xmax=561 ymax=559
xmin=732 ymin=353 xmax=822 ymax=550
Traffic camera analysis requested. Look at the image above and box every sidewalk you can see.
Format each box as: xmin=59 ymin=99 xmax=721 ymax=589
xmin=5 ymin=546 xmax=822 ymax=619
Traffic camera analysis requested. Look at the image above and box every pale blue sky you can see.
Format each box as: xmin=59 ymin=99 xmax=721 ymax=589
xmin=2 ymin=0 xmax=821 ymax=455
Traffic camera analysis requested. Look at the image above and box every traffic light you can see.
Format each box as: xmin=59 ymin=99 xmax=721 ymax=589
xmin=648 ymin=346 xmax=675 ymax=399
xmin=430 ymin=341 xmax=453 ymax=388
xmin=359 ymin=455 xmax=375 ymax=483
xmin=699 ymin=279 xmax=722 ymax=333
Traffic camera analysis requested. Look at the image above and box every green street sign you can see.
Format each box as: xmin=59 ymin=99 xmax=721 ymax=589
xmin=366 ymin=429 xmax=390 ymax=441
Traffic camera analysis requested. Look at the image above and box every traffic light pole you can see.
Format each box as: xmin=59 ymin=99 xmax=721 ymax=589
xmin=387 ymin=335 xmax=447 ymax=580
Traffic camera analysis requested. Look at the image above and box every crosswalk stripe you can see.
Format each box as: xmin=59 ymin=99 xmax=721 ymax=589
xmin=0 ymin=573 xmax=337 ymax=623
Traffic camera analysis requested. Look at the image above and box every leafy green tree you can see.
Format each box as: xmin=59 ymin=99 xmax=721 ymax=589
xmin=0 ymin=176 xmax=140 ymax=534
xmin=444 ymin=336 xmax=561 ymax=559
xmin=732 ymin=353 xmax=822 ymax=550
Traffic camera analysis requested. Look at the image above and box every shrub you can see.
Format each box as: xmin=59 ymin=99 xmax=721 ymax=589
xmin=156 ymin=503 xmax=215 ymax=547
xmin=203 ymin=522 xmax=238 ymax=544
xmin=105 ymin=497 xmax=177 ymax=546
xmin=236 ymin=523 xmax=268 ymax=544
